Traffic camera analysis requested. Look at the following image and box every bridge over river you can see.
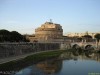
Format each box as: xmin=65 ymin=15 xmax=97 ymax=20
xmin=61 ymin=41 xmax=100 ymax=50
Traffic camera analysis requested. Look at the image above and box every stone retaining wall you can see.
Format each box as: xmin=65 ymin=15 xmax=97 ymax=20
xmin=0 ymin=43 xmax=60 ymax=58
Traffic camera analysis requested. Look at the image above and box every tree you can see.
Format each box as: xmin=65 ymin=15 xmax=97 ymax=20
xmin=10 ymin=31 xmax=23 ymax=42
xmin=82 ymin=35 xmax=92 ymax=38
xmin=0 ymin=29 xmax=29 ymax=42
xmin=0 ymin=29 xmax=11 ymax=42
xmin=82 ymin=35 xmax=92 ymax=42
xmin=94 ymin=34 xmax=100 ymax=42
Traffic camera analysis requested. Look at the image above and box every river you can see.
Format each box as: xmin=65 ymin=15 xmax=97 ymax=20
xmin=11 ymin=50 xmax=100 ymax=75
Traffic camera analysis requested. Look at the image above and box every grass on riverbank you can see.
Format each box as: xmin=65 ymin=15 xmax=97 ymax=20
xmin=0 ymin=50 xmax=68 ymax=71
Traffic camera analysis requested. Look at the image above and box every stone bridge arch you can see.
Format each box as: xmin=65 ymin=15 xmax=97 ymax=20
xmin=72 ymin=44 xmax=80 ymax=49
xmin=71 ymin=42 xmax=97 ymax=50
xmin=84 ymin=44 xmax=95 ymax=50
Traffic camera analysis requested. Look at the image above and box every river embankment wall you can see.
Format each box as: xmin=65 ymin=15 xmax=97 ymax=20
xmin=0 ymin=43 xmax=60 ymax=58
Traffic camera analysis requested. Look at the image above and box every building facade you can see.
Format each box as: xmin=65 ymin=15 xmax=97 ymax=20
xmin=66 ymin=31 xmax=100 ymax=39
xmin=27 ymin=21 xmax=65 ymax=42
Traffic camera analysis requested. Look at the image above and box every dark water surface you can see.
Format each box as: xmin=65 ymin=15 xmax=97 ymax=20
xmin=13 ymin=51 xmax=100 ymax=75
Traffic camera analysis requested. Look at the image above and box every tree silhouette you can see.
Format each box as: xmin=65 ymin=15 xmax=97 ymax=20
xmin=82 ymin=35 xmax=92 ymax=38
xmin=82 ymin=35 xmax=92 ymax=42
xmin=0 ymin=29 xmax=11 ymax=42
xmin=10 ymin=31 xmax=23 ymax=42
xmin=0 ymin=29 xmax=29 ymax=42
xmin=94 ymin=34 xmax=100 ymax=42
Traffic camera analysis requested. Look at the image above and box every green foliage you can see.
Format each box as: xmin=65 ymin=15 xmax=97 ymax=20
xmin=0 ymin=50 xmax=64 ymax=70
xmin=94 ymin=34 xmax=100 ymax=42
xmin=82 ymin=35 xmax=92 ymax=38
xmin=0 ymin=29 xmax=11 ymax=42
xmin=0 ymin=29 xmax=29 ymax=42
xmin=82 ymin=35 xmax=92 ymax=42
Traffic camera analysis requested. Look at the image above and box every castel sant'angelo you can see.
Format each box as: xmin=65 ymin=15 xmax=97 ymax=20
xmin=26 ymin=21 xmax=99 ymax=43
xmin=26 ymin=21 xmax=65 ymax=43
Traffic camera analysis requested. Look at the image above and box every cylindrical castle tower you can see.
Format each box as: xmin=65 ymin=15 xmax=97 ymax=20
xmin=35 ymin=22 xmax=63 ymax=41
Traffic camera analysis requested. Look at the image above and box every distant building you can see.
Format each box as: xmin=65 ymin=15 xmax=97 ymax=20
xmin=66 ymin=31 xmax=100 ymax=39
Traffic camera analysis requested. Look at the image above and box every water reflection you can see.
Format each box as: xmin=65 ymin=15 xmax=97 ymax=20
xmin=14 ymin=50 xmax=100 ymax=75
xmin=36 ymin=59 xmax=62 ymax=74
xmin=14 ymin=59 xmax=62 ymax=75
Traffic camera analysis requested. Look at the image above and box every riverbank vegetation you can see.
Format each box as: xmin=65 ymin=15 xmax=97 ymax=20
xmin=0 ymin=49 xmax=99 ymax=73
xmin=0 ymin=50 xmax=68 ymax=71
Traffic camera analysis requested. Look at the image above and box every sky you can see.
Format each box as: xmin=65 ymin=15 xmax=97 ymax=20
xmin=0 ymin=0 xmax=100 ymax=34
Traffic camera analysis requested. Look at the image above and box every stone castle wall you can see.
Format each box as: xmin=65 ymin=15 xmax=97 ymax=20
xmin=28 ymin=22 xmax=63 ymax=42
xmin=35 ymin=22 xmax=63 ymax=40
